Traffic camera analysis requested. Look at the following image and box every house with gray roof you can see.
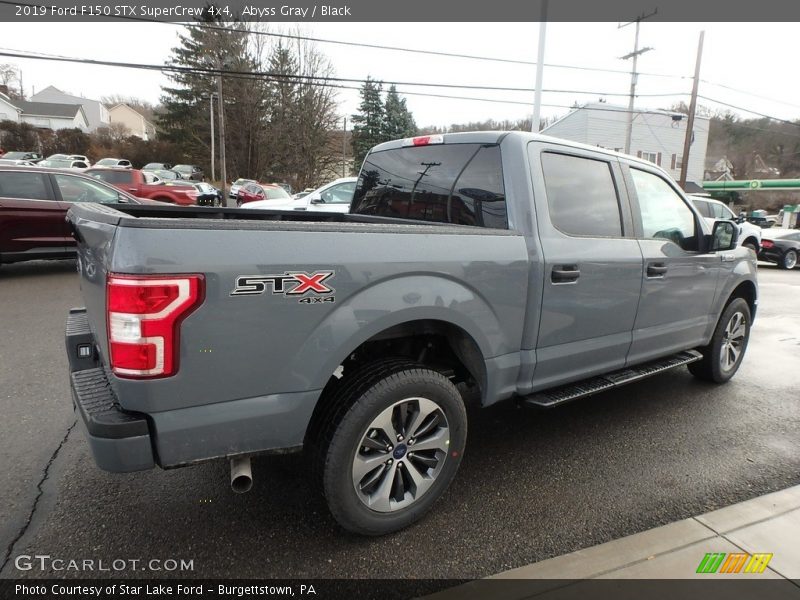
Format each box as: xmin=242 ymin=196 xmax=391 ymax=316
xmin=10 ymin=99 xmax=90 ymax=131
xmin=29 ymin=85 xmax=109 ymax=131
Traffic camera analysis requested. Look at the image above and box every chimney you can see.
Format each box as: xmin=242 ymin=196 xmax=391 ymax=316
xmin=0 ymin=84 xmax=9 ymax=96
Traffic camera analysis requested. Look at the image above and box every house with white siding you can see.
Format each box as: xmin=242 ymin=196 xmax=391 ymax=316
xmin=10 ymin=100 xmax=90 ymax=131
xmin=541 ymin=102 xmax=709 ymax=184
xmin=0 ymin=92 xmax=22 ymax=123
xmin=30 ymin=86 xmax=110 ymax=132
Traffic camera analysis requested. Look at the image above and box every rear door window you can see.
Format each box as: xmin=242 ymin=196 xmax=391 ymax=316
xmin=351 ymin=143 xmax=507 ymax=228
xmin=0 ymin=171 xmax=52 ymax=200
xmin=692 ymin=200 xmax=711 ymax=218
xmin=54 ymin=174 xmax=121 ymax=204
xmin=540 ymin=152 xmax=623 ymax=237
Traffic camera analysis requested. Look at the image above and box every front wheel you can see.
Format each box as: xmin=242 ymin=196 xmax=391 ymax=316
xmin=312 ymin=361 xmax=467 ymax=535
xmin=689 ymin=298 xmax=751 ymax=383
xmin=779 ymin=249 xmax=797 ymax=270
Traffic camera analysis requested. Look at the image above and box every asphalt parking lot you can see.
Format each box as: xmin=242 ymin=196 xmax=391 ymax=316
xmin=1 ymin=260 xmax=799 ymax=580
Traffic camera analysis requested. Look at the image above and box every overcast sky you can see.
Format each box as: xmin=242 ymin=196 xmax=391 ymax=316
xmin=1 ymin=22 xmax=798 ymax=128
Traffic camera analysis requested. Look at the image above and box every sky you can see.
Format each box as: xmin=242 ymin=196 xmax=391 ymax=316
xmin=1 ymin=22 xmax=799 ymax=129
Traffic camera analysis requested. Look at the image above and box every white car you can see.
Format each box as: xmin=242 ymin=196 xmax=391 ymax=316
xmin=37 ymin=158 xmax=90 ymax=170
xmin=95 ymin=158 xmax=132 ymax=169
xmin=689 ymin=196 xmax=762 ymax=253
xmin=242 ymin=177 xmax=357 ymax=213
xmin=229 ymin=178 xmax=257 ymax=199
xmin=0 ymin=158 xmax=37 ymax=166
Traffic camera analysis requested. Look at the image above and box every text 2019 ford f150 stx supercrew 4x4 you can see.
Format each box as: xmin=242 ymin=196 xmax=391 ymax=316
xmin=64 ymin=132 xmax=756 ymax=535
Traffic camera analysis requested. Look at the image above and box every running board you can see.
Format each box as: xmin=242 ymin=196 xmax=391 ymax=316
xmin=522 ymin=350 xmax=703 ymax=409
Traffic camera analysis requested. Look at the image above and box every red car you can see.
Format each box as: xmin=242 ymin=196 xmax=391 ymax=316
xmin=0 ymin=166 xmax=156 ymax=265
xmin=84 ymin=168 xmax=199 ymax=206
xmin=236 ymin=182 xmax=291 ymax=206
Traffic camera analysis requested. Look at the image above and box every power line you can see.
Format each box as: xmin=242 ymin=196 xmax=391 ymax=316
xmin=700 ymin=79 xmax=800 ymax=111
xmin=0 ymin=0 xmax=690 ymax=77
xmin=698 ymin=95 xmax=800 ymax=128
xmin=0 ymin=48 xmax=688 ymax=98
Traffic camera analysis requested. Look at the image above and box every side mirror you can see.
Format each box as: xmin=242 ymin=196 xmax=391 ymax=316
xmin=309 ymin=196 xmax=324 ymax=204
xmin=711 ymin=220 xmax=738 ymax=252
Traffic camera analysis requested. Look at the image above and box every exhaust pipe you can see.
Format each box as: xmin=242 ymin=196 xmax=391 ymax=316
xmin=230 ymin=456 xmax=253 ymax=493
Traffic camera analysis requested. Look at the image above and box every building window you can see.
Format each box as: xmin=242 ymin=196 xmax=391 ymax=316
xmin=676 ymin=155 xmax=684 ymax=169
xmin=641 ymin=151 xmax=658 ymax=164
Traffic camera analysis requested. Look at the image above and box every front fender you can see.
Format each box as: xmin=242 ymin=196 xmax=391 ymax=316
xmin=287 ymin=274 xmax=511 ymax=391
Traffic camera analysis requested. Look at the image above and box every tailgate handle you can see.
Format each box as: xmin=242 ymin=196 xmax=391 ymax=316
xmin=551 ymin=265 xmax=580 ymax=283
xmin=647 ymin=263 xmax=668 ymax=277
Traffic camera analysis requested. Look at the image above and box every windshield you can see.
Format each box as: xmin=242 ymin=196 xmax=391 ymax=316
xmin=2 ymin=152 xmax=28 ymax=159
xmin=264 ymin=187 xmax=291 ymax=200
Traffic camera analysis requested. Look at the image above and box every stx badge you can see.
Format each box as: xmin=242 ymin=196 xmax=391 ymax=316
xmin=231 ymin=271 xmax=335 ymax=303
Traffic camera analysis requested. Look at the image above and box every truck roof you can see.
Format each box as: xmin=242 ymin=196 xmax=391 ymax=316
xmin=369 ymin=130 xmax=658 ymax=171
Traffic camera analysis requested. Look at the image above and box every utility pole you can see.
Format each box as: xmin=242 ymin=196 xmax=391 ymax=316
xmin=216 ymin=62 xmax=228 ymax=206
xmin=209 ymin=93 xmax=216 ymax=182
xmin=680 ymin=30 xmax=705 ymax=190
xmin=342 ymin=116 xmax=347 ymax=177
xmin=619 ymin=9 xmax=656 ymax=154
xmin=531 ymin=0 xmax=548 ymax=132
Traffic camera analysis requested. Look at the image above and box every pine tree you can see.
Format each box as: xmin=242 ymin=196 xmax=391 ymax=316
xmin=383 ymin=85 xmax=417 ymax=140
xmin=351 ymin=77 xmax=385 ymax=168
xmin=159 ymin=19 xmax=262 ymax=180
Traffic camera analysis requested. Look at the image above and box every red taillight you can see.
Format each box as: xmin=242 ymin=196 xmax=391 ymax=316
xmin=761 ymin=239 xmax=774 ymax=249
xmin=106 ymin=274 xmax=204 ymax=378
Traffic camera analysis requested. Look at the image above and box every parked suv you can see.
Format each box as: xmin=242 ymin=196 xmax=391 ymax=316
xmin=0 ymin=166 xmax=150 ymax=265
xmin=690 ymin=196 xmax=762 ymax=253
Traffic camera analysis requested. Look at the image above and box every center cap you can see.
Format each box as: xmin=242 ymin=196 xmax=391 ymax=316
xmin=393 ymin=443 xmax=408 ymax=459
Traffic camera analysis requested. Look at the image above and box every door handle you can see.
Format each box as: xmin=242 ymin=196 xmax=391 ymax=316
xmin=647 ymin=263 xmax=668 ymax=278
xmin=551 ymin=265 xmax=580 ymax=283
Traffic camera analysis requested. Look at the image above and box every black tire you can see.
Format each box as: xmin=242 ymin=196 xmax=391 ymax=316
xmin=779 ymin=249 xmax=797 ymax=270
xmin=689 ymin=298 xmax=751 ymax=383
xmin=743 ymin=241 xmax=758 ymax=254
xmin=309 ymin=360 xmax=467 ymax=536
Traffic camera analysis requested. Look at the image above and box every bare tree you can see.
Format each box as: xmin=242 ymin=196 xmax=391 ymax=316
xmin=0 ymin=63 xmax=21 ymax=98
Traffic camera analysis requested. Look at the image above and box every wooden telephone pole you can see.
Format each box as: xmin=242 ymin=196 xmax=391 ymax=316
xmin=619 ymin=9 xmax=656 ymax=154
xmin=679 ymin=31 xmax=705 ymax=190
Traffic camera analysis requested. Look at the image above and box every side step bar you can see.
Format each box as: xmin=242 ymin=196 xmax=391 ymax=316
xmin=522 ymin=350 xmax=703 ymax=409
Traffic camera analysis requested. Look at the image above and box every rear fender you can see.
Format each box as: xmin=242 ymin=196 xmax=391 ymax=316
xmin=289 ymin=275 xmax=506 ymax=392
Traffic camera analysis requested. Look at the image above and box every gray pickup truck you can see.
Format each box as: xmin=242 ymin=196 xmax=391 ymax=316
xmin=65 ymin=132 xmax=757 ymax=535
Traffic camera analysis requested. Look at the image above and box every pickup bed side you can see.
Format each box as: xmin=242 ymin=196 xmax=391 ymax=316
xmin=68 ymin=203 xmax=529 ymax=467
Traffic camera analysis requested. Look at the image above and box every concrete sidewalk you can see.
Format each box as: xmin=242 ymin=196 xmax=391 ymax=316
xmin=428 ymin=485 xmax=800 ymax=599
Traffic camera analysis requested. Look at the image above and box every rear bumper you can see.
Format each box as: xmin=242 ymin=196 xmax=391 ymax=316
xmin=66 ymin=308 xmax=154 ymax=473
xmin=758 ymin=249 xmax=781 ymax=262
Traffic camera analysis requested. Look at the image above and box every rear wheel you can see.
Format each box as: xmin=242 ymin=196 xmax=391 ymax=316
xmin=310 ymin=360 xmax=467 ymax=535
xmin=779 ymin=249 xmax=797 ymax=270
xmin=742 ymin=240 xmax=758 ymax=254
xmin=689 ymin=298 xmax=751 ymax=383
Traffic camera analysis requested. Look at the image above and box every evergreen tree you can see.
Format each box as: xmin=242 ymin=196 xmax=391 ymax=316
xmin=159 ymin=19 xmax=264 ymax=181
xmin=351 ymin=77 xmax=385 ymax=168
xmin=383 ymin=85 xmax=417 ymax=140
